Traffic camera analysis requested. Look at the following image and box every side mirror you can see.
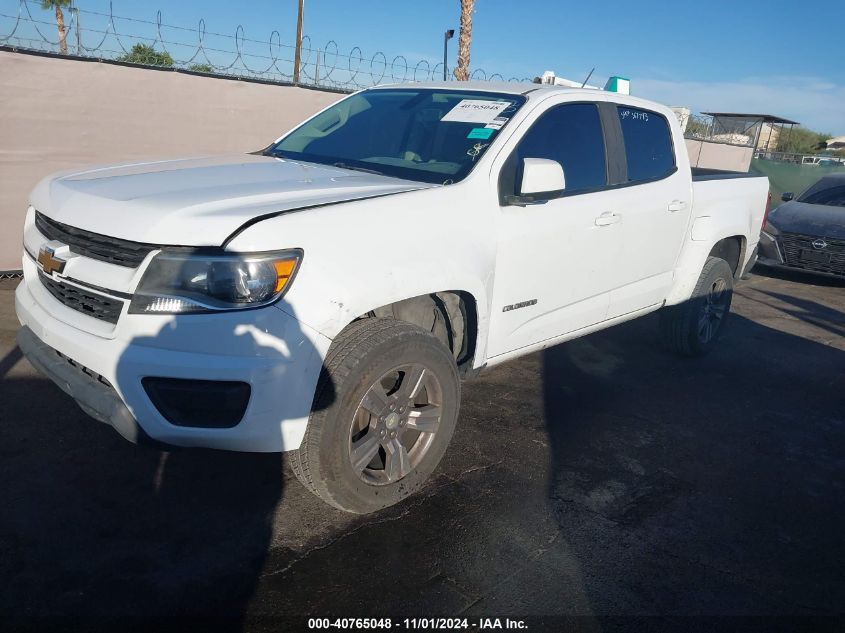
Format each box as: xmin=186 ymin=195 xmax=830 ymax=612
xmin=781 ymin=192 xmax=794 ymax=202
xmin=520 ymin=158 xmax=566 ymax=198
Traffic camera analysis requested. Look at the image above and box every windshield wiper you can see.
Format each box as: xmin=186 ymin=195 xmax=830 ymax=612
xmin=332 ymin=162 xmax=385 ymax=176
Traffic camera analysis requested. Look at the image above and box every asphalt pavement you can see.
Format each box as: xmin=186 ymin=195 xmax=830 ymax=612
xmin=0 ymin=267 xmax=843 ymax=630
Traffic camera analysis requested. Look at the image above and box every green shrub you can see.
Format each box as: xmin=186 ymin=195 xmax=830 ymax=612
xmin=117 ymin=43 xmax=174 ymax=67
xmin=775 ymin=126 xmax=830 ymax=154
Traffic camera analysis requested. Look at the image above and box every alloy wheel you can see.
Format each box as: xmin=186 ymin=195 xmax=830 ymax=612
xmin=698 ymin=278 xmax=729 ymax=343
xmin=348 ymin=363 xmax=443 ymax=485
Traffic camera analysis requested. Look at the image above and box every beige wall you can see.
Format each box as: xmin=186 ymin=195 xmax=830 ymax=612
xmin=756 ymin=122 xmax=780 ymax=151
xmin=685 ymin=138 xmax=753 ymax=173
xmin=0 ymin=51 xmax=343 ymax=271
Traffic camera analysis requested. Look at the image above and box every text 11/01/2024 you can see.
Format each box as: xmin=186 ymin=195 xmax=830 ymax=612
xmin=307 ymin=617 xmax=528 ymax=630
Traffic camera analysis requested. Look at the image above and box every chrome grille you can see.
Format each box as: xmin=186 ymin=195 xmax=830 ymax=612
xmin=779 ymin=232 xmax=845 ymax=276
xmin=35 ymin=211 xmax=156 ymax=268
xmin=38 ymin=273 xmax=124 ymax=324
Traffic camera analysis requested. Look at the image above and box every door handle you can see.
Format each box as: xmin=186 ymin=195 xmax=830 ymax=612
xmin=668 ymin=200 xmax=688 ymax=213
xmin=595 ymin=212 xmax=621 ymax=227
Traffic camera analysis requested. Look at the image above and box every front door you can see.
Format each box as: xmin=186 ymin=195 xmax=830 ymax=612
xmin=487 ymin=102 xmax=625 ymax=358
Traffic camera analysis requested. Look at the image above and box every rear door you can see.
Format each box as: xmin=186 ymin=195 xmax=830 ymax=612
xmin=601 ymin=104 xmax=692 ymax=318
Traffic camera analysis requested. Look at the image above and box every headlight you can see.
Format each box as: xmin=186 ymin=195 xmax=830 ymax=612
xmin=129 ymin=249 xmax=302 ymax=315
xmin=761 ymin=221 xmax=780 ymax=238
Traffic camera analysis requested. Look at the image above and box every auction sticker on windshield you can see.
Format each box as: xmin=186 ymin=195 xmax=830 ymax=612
xmin=485 ymin=116 xmax=508 ymax=130
xmin=441 ymin=99 xmax=511 ymax=124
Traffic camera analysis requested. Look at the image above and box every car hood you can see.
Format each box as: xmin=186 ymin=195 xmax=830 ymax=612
xmin=769 ymin=201 xmax=845 ymax=240
xmin=30 ymin=154 xmax=434 ymax=246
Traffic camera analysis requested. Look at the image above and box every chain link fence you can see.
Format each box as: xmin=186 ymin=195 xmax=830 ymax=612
xmin=754 ymin=151 xmax=845 ymax=166
xmin=679 ymin=112 xmax=764 ymax=148
xmin=0 ymin=0 xmax=533 ymax=90
xmin=680 ymin=113 xmax=715 ymax=140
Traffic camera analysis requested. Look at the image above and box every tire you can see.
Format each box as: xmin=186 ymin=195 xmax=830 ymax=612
xmin=660 ymin=256 xmax=734 ymax=357
xmin=290 ymin=318 xmax=460 ymax=514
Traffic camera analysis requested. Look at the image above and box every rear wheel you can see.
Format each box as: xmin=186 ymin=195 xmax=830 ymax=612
xmin=290 ymin=319 xmax=460 ymax=514
xmin=660 ymin=256 xmax=734 ymax=357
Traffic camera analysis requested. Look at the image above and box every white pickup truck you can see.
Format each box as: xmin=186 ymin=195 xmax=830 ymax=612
xmin=16 ymin=82 xmax=769 ymax=513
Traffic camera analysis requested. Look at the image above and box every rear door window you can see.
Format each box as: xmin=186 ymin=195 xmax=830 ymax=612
xmin=617 ymin=106 xmax=675 ymax=182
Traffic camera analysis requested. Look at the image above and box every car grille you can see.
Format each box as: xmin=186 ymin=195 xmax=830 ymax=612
xmin=779 ymin=232 xmax=845 ymax=276
xmin=35 ymin=211 xmax=156 ymax=268
xmin=39 ymin=273 xmax=124 ymax=324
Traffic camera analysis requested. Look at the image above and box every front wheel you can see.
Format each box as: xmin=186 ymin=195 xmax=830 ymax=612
xmin=660 ymin=256 xmax=734 ymax=357
xmin=290 ymin=319 xmax=460 ymax=514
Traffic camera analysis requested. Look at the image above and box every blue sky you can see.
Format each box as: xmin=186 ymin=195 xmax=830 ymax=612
xmin=7 ymin=0 xmax=845 ymax=132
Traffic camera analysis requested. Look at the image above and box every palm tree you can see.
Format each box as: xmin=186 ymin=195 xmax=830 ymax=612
xmin=41 ymin=0 xmax=71 ymax=55
xmin=454 ymin=0 xmax=475 ymax=81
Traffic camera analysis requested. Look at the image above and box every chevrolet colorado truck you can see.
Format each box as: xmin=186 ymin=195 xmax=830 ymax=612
xmin=16 ymin=82 xmax=770 ymax=513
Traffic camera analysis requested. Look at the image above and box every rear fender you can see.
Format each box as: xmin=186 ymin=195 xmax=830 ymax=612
xmin=666 ymin=224 xmax=749 ymax=306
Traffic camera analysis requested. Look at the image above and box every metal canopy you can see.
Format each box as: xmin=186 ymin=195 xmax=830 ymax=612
xmin=698 ymin=112 xmax=801 ymax=151
xmin=702 ymin=112 xmax=800 ymax=125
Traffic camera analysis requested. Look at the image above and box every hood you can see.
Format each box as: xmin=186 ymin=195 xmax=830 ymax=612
xmin=769 ymin=201 xmax=845 ymax=240
xmin=31 ymin=154 xmax=434 ymax=246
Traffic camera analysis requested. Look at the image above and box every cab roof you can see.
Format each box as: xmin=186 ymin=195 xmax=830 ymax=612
xmin=366 ymin=81 xmax=670 ymax=113
xmin=369 ymin=80 xmax=581 ymax=97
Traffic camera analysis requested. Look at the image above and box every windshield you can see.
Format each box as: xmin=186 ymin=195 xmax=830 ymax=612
xmin=798 ymin=182 xmax=845 ymax=208
xmin=267 ymin=88 xmax=526 ymax=184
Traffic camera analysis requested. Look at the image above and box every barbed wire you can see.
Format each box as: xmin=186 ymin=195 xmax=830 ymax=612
xmin=0 ymin=0 xmax=533 ymax=89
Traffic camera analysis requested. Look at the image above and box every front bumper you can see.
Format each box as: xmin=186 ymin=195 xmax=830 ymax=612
xmin=757 ymin=231 xmax=845 ymax=279
xmin=757 ymin=230 xmax=785 ymax=267
xmin=17 ymin=326 xmax=152 ymax=444
xmin=15 ymin=275 xmax=331 ymax=452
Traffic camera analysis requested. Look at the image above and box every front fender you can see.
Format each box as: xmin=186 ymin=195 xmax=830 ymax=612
xmin=225 ymin=186 xmax=496 ymax=366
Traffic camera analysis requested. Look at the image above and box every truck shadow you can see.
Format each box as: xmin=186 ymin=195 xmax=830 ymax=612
xmin=539 ymin=306 xmax=844 ymax=613
xmin=0 ymin=345 xmax=22 ymax=379
xmin=0 ymin=299 xmax=333 ymax=628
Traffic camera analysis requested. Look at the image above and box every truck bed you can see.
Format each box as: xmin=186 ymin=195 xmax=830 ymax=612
xmin=691 ymin=167 xmax=763 ymax=181
xmin=690 ymin=170 xmax=770 ymax=250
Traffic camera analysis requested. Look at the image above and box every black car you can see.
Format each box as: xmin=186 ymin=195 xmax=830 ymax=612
xmin=758 ymin=173 xmax=845 ymax=278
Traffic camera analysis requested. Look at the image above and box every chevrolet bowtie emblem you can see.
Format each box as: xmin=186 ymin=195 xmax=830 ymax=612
xmin=37 ymin=244 xmax=67 ymax=275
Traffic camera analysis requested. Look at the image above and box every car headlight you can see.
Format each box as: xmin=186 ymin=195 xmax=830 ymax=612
xmin=129 ymin=249 xmax=302 ymax=314
xmin=761 ymin=221 xmax=780 ymax=238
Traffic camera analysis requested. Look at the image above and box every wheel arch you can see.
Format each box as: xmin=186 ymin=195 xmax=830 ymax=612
xmin=666 ymin=229 xmax=751 ymax=306
xmin=353 ymin=290 xmax=480 ymax=376
xmin=708 ymin=235 xmax=746 ymax=278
